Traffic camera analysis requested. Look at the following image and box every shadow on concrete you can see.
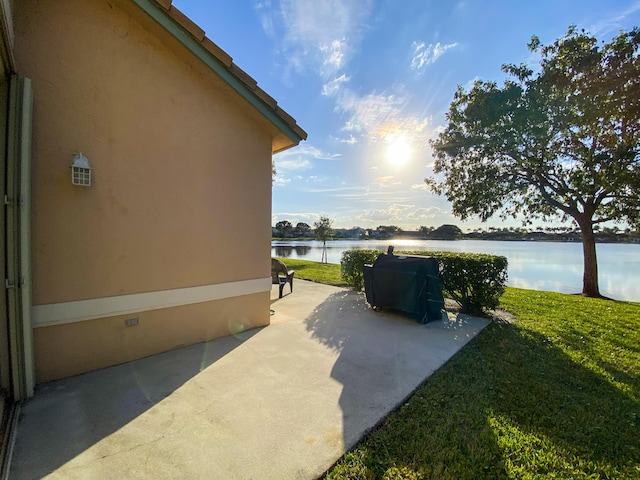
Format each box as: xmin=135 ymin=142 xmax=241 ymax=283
xmin=314 ymin=314 xmax=640 ymax=477
xmin=11 ymin=281 xmax=488 ymax=479
xmin=304 ymin=289 xmax=486 ymax=450
xmin=10 ymin=329 xmax=260 ymax=479
xmin=270 ymin=290 xmax=293 ymax=305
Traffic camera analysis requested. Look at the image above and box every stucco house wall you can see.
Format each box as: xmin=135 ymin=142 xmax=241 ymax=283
xmin=13 ymin=0 xmax=305 ymax=382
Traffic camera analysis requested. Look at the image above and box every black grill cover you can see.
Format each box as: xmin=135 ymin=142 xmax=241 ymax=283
xmin=363 ymin=250 xmax=444 ymax=323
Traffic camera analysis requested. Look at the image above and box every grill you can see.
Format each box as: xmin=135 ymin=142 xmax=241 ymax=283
xmin=363 ymin=247 xmax=445 ymax=323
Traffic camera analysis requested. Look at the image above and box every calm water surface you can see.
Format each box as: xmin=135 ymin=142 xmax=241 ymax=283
xmin=272 ymin=239 xmax=640 ymax=302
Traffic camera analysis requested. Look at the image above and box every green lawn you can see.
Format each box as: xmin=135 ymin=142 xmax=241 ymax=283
xmin=275 ymin=257 xmax=347 ymax=287
xmin=277 ymin=259 xmax=640 ymax=479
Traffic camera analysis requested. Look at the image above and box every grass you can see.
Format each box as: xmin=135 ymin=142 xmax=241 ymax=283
xmin=276 ymin=257 xmax=345 ymax=286
xmin=278 ymin=258 xmax=640 ymax=479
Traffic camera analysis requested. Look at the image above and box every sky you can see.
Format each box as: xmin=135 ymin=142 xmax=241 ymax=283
xmin=173 ymin=0 xmax=640 ymax=231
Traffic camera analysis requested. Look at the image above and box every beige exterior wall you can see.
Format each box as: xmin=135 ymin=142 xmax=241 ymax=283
xmin=14 ymin=0 xmax=277 ymax=381
xmin=33 ymin=293 xmax=266 ymax=382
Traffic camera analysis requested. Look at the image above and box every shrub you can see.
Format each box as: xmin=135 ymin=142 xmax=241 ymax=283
xmin=340 ymin=248 xmax=508 ymax=314
xmin=401 ymin=250 xmax=508 ymax=315
xmin=340 ymin=249 xmax=382 ymax=291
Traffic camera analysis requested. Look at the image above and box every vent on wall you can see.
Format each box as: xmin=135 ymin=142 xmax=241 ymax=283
xmin=71 ymin=153 xmax=91 ymax=186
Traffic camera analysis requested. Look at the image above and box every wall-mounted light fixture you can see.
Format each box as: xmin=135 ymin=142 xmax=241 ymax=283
xmin=71 ymin=153 xmax=91 ymax=186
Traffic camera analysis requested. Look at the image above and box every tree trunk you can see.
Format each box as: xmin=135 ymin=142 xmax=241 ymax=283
xmin=578 ymin=220 xmax=601 ymax=297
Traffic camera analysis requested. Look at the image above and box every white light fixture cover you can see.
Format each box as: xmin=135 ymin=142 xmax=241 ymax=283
xmin=71 ymin=153 xmax=91 ymax=186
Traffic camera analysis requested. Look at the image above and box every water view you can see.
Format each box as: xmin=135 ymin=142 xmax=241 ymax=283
xmin=272 ymin=239 xmax=640 ymax=302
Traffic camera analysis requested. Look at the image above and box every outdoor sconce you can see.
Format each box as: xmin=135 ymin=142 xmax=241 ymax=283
xmin=71 ymin=153 xmax=91 ymax=186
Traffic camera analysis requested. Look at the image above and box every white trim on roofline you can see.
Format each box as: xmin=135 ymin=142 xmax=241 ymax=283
xmin=32 ymin=277 xmax=271 ymax=328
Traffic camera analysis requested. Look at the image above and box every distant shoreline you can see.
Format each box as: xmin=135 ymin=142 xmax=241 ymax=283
xmin=272 ymin=235 xmax=640 ymax=244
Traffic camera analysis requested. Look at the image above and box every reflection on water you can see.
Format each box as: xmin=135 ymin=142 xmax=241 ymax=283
xmin=271 ymin=239 xmax=640 ymax=302
xmin=273 ymin=246 xmax=312 ymax=258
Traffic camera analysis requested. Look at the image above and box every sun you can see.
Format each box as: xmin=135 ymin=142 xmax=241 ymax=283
xmin=386 ymin=137 xmax=412 ymax=167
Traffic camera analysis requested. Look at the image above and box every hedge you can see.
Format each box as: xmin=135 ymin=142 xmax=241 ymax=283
xmin=340 ymin=248 xmax=508 ymax=315
xmin=340 ymin=249 xmax=381 ymax=291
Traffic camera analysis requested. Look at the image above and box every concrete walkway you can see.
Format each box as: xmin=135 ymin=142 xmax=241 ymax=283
xmin=10 ymin=280 xmax=489 ymax=479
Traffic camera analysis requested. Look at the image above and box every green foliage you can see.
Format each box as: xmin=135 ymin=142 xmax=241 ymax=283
xmin=339 ymin=249 xmax=382 ymax=291
xmin=339 ymin=249 xmax=507 ymax=314
xmin=376 ymin=225 xmax=402 ymax=239
xmin=428 ymin=26 xmax=640 ymax=297
xmin=294 ymin=222 xmax=312 ymax=238
xmin=314 ymin=216 xmax=336 ymax=263
xmin=400 ymin=250 xmax=507 ymax=314
xmin=313 ymin=216 xmax=335 ymax=242
xmin=431 ymin=224 xmax=463 ymax=240
xmin=418 ymin=225 xmax=434 ymax=237
xmin=275 ymin=220 xmax=293 ymax=238
xmin=271 ymin=263 xmax=640 ymax=478
xmin=326 ymin=289 xmax=640 ymax=479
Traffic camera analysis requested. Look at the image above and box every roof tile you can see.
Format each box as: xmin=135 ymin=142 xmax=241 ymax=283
xmin=275 ymin=106 xmax=296 ymax=127
xmin=202 ymin=37 xmax=232 ymax=68
xmin=168 ymin=6 xmax=205 ymax=41
xmin=229 ymin=64 xmax=257 ymax=91
xmin=153 ymin=0 xmax=172 ymax=10
xmin=254 ymin=88 xmax=277 ymax=110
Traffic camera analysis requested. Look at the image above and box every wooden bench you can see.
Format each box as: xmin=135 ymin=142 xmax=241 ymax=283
xmin=271 ymin=258 xmax=294 ymax=298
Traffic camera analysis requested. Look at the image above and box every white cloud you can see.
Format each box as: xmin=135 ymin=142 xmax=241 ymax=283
xmin=461 ymin=76 xmax=481 ymax=92
xmin=373 ymin=175 xmax=394 ymax=184
xmin=589 ymin=1 xmax=640 ymax=35
xmin=320 ymin=38 xmax=348 ymax=71
xmin=303 ymin=185 xmax=367 ymax=194
xmin=275 ymin=144 xmax=341 ymax=173
xmin=322 ymin=73 xmax=350 ymax=96
xmin=277 ymin=144 xmax=341 ymax=161
xmin=356 ymin=204 xmax=414 ymax=223
xmin=373 ymin=176 xmax=402 ymax=187
xmin=410 ymin=41 xmax=458 ymax=74
xmin=274 ymin=176 xmax=291 ymax=186
xmin=276 ymin=158 xmax=312 ymax=171
xmin=260 ymin=0 xmax=373 ymax=78
xmin=255 ymin=0 xmax=276 ymax=38
xmin=410 ymin=183 xmax=429 ymax=191
xmin=330 ymin=134 xmax=358 ymax=144
xmin=336 ymin=89 xmax=432 ymax=144
xmin=272 ymin=212 xmax=318 ymax=224
xmin=407 ymin=207 xmax=443 ymax=219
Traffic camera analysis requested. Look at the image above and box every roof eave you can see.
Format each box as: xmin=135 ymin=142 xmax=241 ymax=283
xmin=129 ymin=0 xmax=307 ymax=151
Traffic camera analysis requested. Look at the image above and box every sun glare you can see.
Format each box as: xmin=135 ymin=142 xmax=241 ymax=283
xmin=386 ymin=137 xmax=411 ymax=167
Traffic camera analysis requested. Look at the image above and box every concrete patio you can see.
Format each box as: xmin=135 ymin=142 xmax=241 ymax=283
xmin=9 ymin=280 xmax=489 ymax=479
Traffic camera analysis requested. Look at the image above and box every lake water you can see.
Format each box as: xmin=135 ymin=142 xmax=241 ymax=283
xmin=272 ymin=239 xmax=640 ymax=302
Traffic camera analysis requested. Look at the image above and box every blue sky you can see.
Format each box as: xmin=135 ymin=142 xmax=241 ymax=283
xmin=174 ymin=0 xmax=640 ymax=231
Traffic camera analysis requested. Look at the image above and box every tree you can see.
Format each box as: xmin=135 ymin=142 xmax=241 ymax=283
xmin=275 ymin=220 xmax=293 ymax=238
xmin=376 ymin=225 xmax=402 ymax=239
xmin=294 ymin=222 xmax=312 ymax=238
xmin=428 ymin=26 xmax=640 ymax=298
xmin=314 ymin=216 xmax=335 ymax=263
xmin=432 ymin=224 xmax=464 ymax=240
xmin=418 ymin=226 xmax=435 ymax=238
